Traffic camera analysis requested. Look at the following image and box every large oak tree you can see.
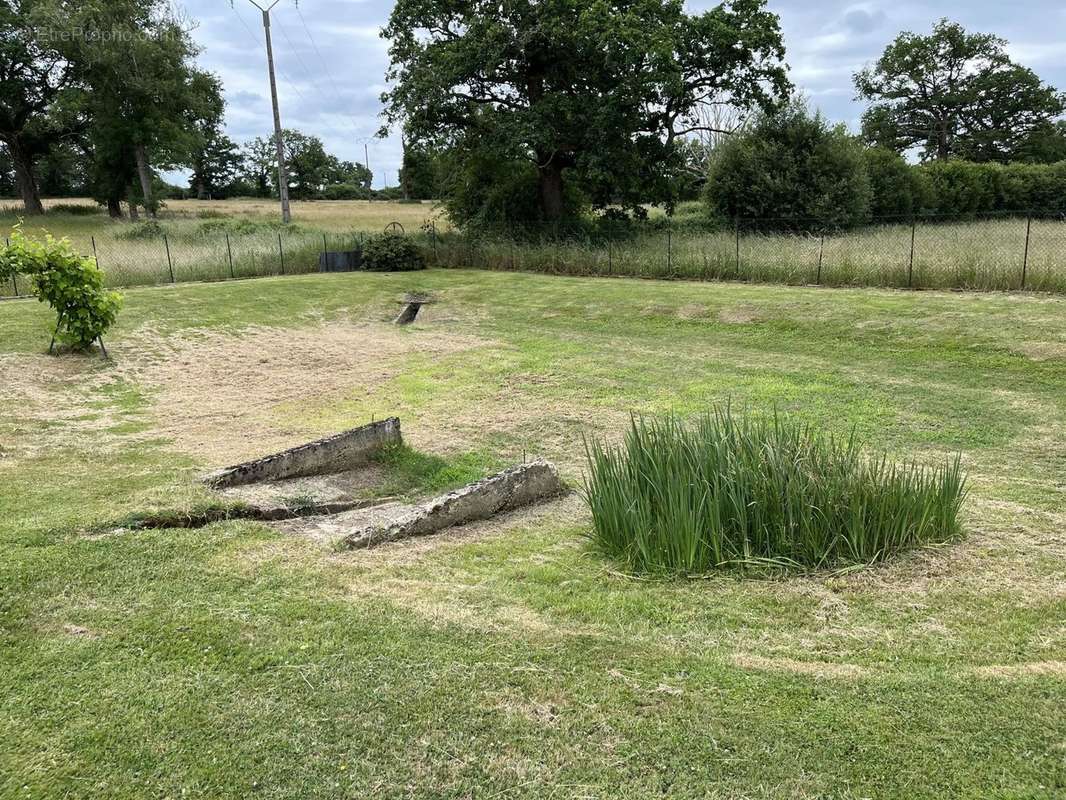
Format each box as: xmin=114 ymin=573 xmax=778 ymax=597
xmin=381 ymin=0 xmax=789 ymax=221
xmin=0 ymin=0 xmax=83 ymax=214
xmin=855 ymin=19 xmax=1065 ymax=163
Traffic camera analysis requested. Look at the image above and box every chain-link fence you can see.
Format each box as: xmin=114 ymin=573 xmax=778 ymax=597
xmin=423 ymin=210 xmax=1066 ymax=293
xmin=2 ymin=210 xmax=1065 ymax=299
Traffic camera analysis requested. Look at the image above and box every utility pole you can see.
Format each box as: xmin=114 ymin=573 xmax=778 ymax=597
xmin=246 ymin=0 xmax=291 ymax=223
xmin=365 ymin=143 xmax=371 ymax=203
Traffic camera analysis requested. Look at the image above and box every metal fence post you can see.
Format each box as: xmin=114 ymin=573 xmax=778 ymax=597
xmin=1021 ymin=214 xmax=1032 ymax=289
xmin=91 ymin=235 xmax=99 ymax=269
xmin=509 ymin=236 xmax=515 ymax=271
xmin=163 ymin=234 xmax=174 ymax=283
xmin=908 ymin=218 xmax=916 ymax=288
xmin=431 ymin=221 xmax=438 ymax=262
xmin=816 ymin=232 xmax=824 ymax=285
xmin=734 ymin=218 xmax=741 ymax=276
xmin=6 ymin=237 xmax=17 ymax=296
xmin=278 ymin=233 xmax=285 ymax=275
xmin=607 ymin=237 xmax=612 ymax=276
xmin=667 ymin=229 xmax=672 ymax=274
xmin=226 ymin=233 xmax=235 ymax=279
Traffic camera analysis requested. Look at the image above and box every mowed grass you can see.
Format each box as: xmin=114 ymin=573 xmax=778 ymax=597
xmin=1 ymin=270 xmax=1065 ymax=798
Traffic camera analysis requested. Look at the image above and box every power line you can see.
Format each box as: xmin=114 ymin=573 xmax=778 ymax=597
xmin=227 ymin=0 xmax=309 ymax=107
xmin=224 ymin=0 xmax=387 ymax=187
xmin=293 ymin=3 xmax=371 ymax=141
xmin=273 ymin=16 xmax=328 ymax=99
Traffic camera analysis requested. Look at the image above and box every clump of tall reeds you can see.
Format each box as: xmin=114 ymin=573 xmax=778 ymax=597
xmin=583 ymin=407 xmax=966 ymax=575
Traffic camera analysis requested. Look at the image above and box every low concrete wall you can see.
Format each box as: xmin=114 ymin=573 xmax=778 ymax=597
xmin=342 ymin=460 xmax=567 ymax=549
xmin=204 ymin=418 xmax=402 ymax=489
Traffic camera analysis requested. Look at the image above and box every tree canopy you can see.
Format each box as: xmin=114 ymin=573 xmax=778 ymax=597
xmin=0 ymin=0 xmax=83 ymax=214
xmin=382 ymin=0 xmax=789 ymax=221
xmin=855 ymin=19 xmax=1065 ymax=163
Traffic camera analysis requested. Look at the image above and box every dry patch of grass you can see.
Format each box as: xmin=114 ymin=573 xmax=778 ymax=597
xmin=972 ymin=661 xmax=1066 ymax=678
xmin=730 ymin=653 xmax=869 ymax=680
xmin=114 ymin=321 xmax=493 ymax=466
xmin=0 ymin=352 xmax=127 ymax=458
xmin=1013 ymin=340 xmax=1066 ymax=361
xmin=718 ymin=305 xmax=764 ymax=324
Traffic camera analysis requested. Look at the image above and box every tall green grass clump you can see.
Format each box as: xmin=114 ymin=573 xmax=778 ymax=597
xmin=583 ymin=408 xmax=966 ymax=575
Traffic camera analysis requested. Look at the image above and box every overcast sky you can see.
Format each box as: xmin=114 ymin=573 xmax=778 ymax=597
xmin=174 ymin=0 xmax=1066 ymax=188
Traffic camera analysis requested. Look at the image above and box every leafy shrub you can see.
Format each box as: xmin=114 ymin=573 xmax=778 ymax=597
xmin=705 ymin=100 xmax=872 ymax=230
xmin=48 ymin=203 xmax=102 ymax=216
xmin=583 ymin=407 xmax=966 ymax=575
xmin=195 ymin=209 xmax=228 ymax=219
xmin=197 ymin=218 xmax=301 ymax=236
xmin=0 ymin=226 xmax=122 ymax=350
xmin=997 ymin=162 xmax=1066 ymax=214
xmin=117 ymin=220 xmax=166 ymax=240
xmin=361 ymin=233 xmax=425 ymax=271
xmin=322 ymin=183 xmax=369 ymax=200
xmin=864 ymin=147 xmax=927 ymax=218
xmin=915 ymin=160 xmax=1001 ymax=216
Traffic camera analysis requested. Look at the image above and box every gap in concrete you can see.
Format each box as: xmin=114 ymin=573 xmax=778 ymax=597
xmin=394 ymin=292 xmax=433 ymax=325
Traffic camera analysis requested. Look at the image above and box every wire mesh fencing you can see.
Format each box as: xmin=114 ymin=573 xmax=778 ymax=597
xmin=0 ymin=228 xmax=369 ymax=298
xmin=2 ymin=209 xmax=1064 ymax=300
xmin=420 ymin=211 xmax=1066 ymax=293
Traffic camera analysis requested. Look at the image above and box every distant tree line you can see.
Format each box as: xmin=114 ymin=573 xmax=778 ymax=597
xmin=382 ymin=7 xmax=1065 ymax=229
xmin=187 ymin=128 xmax=374 ymax=201
xmin=0 ymin=1 xmax=385 ymax=214
xmin=703 ymin=19 xmax=1066 ymax=228
xmin=5 ymin=1 xmax=1063 ymax=229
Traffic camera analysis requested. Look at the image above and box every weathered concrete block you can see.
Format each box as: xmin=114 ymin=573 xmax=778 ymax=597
xmin=342 ymin=460 xmax=567 ymax=549
xmin=204 ymin=418 xmax=402 ymax=489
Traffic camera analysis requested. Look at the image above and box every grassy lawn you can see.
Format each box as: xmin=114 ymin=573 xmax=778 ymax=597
xmin=1 ymin=270 xmax=1064 ymax=798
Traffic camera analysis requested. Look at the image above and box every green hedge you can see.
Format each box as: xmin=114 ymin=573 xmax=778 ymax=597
xmin=899 ymin=159 xmax=1066 ymax=217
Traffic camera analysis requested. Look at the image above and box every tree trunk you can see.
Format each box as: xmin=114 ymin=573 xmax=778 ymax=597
xmin=537 ymin=160 xmax=565 ymax=221
xmin=134 ymin=144 xmax=156 ymax=217
xmin=936 ymin=118 xmax=951 ymax=160
xmin=106 ymin=197 xmax=123 ymax=219
xmin=7 ymin=138 xmax=45 ymax=215
xmin=128 ymin=187 xmax=140 ymax=221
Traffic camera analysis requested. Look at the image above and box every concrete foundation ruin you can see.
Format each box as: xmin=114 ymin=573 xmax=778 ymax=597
xmin=199 ymin=418 xmax=567 ymax=549
xmin=204 ymin=418 xmax=401 ymax=489
xmin=341 ymin=460 xmax=565 ymax=548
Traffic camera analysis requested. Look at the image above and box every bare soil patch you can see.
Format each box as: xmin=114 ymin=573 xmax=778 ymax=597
xmin=115 ymin=321 xmax=492 ymax=467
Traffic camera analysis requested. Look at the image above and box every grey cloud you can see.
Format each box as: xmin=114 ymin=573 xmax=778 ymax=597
xmin=174 ymin=0 xmax=1066 ymax=189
